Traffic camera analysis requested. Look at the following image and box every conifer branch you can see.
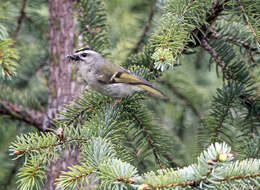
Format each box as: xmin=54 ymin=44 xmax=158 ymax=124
xmin=159 ymin=80 xmax=201 ymax=119
xmin=201 ymin=38 xmax=225 ymax=69
xmin=215 ymin=102 xmax=231 ymax=138
xmin=57 ymin=167 xmax=96 ymax=188
xmin=189 ymin=0 xmax=230 ymax=48
xmin=13 ymin=137 xmax=90 ymax=156
xmin=217 ymin=172 xmax=260 ymax=182
xmin=209 ymin=26 xmax=260 ymax=53
xmin=133 ymin=114 xmax=163 ymax=169
xmin=0 ymin=100 xmax=44 ymax=131
xmin=0 ymin=42 xmax=18 ymax=77
xmin=0 ymin=49 xmax=13 ymax=76
xmin=163 ymin=154 xmax=179 ymax=168
xmin=64 ymin=97 xmax=111 ymax=126
xmin=201 ymin=37 xmax=234 ymax=79
xmin=237 ymin=0 xmax=260 ymax=44
xmin=12 ymin=0 xmax=27 ymax=43
xmin=140 ymin=172 xmax=260 ymax=189
xmin=131 ymin=0 xmax=156 ymax=54
xmin=124 ymin=132 xmax=148 ymax=170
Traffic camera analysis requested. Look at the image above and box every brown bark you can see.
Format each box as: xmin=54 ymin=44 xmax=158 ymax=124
xmin=43 ymin=0 xmax=83 ymax=129
xmin=43 ymin=0 xmax=84 ymax=189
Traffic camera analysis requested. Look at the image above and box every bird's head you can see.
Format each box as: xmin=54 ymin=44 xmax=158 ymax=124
xmin=67 ymin=48 xmax=101 ymax=65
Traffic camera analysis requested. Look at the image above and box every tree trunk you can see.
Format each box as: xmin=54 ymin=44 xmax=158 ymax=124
xmin=43 ymin=0 xmax=83 ymax=189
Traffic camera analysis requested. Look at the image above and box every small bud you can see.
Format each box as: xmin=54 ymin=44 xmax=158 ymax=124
xmin=95 ymin=27 xmax=101 ymax=33
xmin=207 ymin=159 xmax=214 ymax=165
xmin=227 ymin=153 xmax=234 ymax=158
xmin=139 ymin=184 xmax=150 ymax=190
xmin=13 ymin=150 xmax=22 ymax=155
xmin=128 ymin=178 xmax=135 ymax=183
xmin=87 ymin=107 xmax=94 ymax=112
xmin=218 ymin=152 xmax=228 ymax=162
xmin=160 ymin=57 xmax=165 ymax=62
xmin=56 ymin=127 xmax=64 ymax=141
xmin=7 ymin=70 xmax=13 ymax=75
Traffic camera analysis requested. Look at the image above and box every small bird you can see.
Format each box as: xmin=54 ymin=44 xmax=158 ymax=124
xmin=67 ymin=48 xmax=167 ymax=99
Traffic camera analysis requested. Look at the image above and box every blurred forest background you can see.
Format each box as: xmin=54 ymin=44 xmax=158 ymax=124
xmin=0 ymin=0 xmax=259 ymax=189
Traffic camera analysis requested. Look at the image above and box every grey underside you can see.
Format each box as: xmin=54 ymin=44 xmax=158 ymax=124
xmin=93 ymin=83 xmax=142 ymax=97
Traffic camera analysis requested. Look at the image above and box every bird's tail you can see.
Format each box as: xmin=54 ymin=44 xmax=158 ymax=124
xmin=136 ymin=84 xmax=168 ymax=99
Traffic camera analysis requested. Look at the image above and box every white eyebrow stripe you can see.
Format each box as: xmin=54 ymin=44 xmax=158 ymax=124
xmin=75 ymin=48 xmax=92 ymax=53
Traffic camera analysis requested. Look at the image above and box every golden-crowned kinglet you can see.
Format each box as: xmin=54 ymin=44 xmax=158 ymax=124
xmin=67 ymin=48 xmax=167 ymax=99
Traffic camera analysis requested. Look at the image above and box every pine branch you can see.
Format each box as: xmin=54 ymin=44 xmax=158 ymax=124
xmin=56 ymin=90 xmax=112 ymax=127
xmin=200 ymin=37 xmax=259 ymax=120
xmin=201 ymin=38 xmax=225 ymax=69
xmin=0 ymin=100 xmax=44 ymax=131
xmin=215 ymin=99 xmax=231 ymax=138
xmin=123 ymin=132 xmax=148 ymax=171
xmin=139 ymin=143 xmax=260 ymax=190
xmin=159 ymin=80 xmax=201 ymax=119
xmin=132 ymin=114 xmax=163 ymax=169
xmin=189 ymin=0 xmax=231 ymax=48
xmin=0 ymin=40 xmax=19 ymax=77
xmin=237 ymin=0 xmax=260 ymax=44
xmin=152 ymin=0 xmax=231 ymax=70
xmin=12 ymin=136 xmax=89 ymax=156
xmin=0 ymin=49 xmax=13 ymax=76
xmin=56 ymin=164 xmax=96 ymax=189
xmin=12 ymin=0 xmax=27 ymax=44
xmin=209 ymin=26 xmax=260 ymax=53
xmin=131 ymin=0 xmax=156 ymax=54
xmin=140 ymin=172 xmax=260 ymax=189
xmin=201 ymin=37 xmax=233 ymax=79
xmin=218 ymin=173 xmax=260 ymax=182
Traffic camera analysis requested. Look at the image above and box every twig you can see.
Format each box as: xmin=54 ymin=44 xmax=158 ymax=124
xmin=188 ymin=0 xmax=230 ymax=48
xmin=159 ymin=80 xmax=202 ymax=120
xmin=163 ymin=154 xmax=178 ymax=168
xmin=201 ymin=38 xmax=260 ymax=129
xmin=12 ymin=0 xmax=27 ymax=44
xmin=139 ymin=165 xmax=260 ymax=189
xmin=124 ymin=132 xmax=148 ymax=171
xmin=201 ymin=37 xmax=234 ymax=80
xmin=13 ymin=137 xmax=90 ymax=155
xmin=63 ymin=98 xmax=111 ymax=127
xmin=215 ymin=101 xmax=231 ymax=138
xmin=130 ymin=0 xmax=157 ymax=54
xmin=0 ymin=100 xmax=44 ymax=131
xmin=201 ymin=38 xmax=225 ymax=69
xmin=133 ymin=114 xmax=163 ymax=169
xmin=209 ymin=27 xmax=260 ymax=53
xmin=237 ymin=0 xmax=260 ymax=45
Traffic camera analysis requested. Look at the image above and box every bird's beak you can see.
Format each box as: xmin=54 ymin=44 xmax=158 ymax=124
xmin=66 ymin=55 xmax=81 ymax=61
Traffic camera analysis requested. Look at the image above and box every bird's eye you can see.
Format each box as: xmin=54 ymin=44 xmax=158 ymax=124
xmin=81 ymin=53 xmax=88 ymax=57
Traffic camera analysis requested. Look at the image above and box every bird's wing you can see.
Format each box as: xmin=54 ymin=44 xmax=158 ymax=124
xmin=110 ymin=70 xmax=151 ymax=85
xmin=96 ymin=60 xmax=149 ymax=84
xmin=96 ymin=61 xmax=167 ymax=99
